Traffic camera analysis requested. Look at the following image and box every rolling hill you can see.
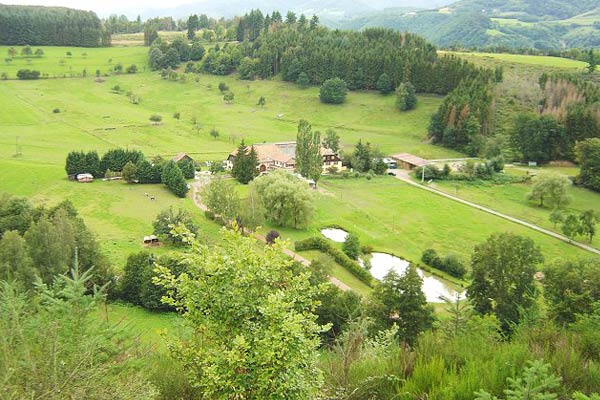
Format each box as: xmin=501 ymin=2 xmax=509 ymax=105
xmin=336 ymin=0 xmax=600 ymax=50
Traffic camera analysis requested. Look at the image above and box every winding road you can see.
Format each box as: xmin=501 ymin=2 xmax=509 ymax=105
xmin=390 ymin=170 xmax=600 ymax=257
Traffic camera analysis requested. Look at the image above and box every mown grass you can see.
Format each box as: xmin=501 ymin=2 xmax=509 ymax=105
xmin=0 ymin=45 xmax=149 ymax=79
xmin=432 ymin=167 xmax=600 ymax=249
xmin=261 ymin=176 xmax=595 ymax=268
xmin=442 ymin=50 xmax=590 ymax=70
xmin=0 ymin=51 xmax=452 ymax=275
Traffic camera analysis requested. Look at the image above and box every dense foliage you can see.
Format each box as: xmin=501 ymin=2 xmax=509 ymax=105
xmin=429 ymin=73 xmax=495 ymax=156
xmin=0 ymin=271 xmax=154 ymax=399
xmin=577 ymin=138 xmax=600 ymax=192
xmin=468 ymin=232 xmax=544 ymax=333
xmin=0 ymin=5 xmax=108 ymax=47
xmin=421 ymin=248 xmax=467 ymax=279
xmin=154 ymin=228 xmax=325 ymax=399
xmin=295 ymin=236 xmax=373 ymax=286
xmin=250 ymin=171 xmax=314 ymax=229
xmin=511 ymin=76 xmax=600 ymax=163
xmin=148 ymin=21 xmax=487 ymax=96
xmin=0 ymin=196 xmax=112 ymax=288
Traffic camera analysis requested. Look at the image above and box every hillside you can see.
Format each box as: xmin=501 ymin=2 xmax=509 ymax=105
xmin=135 ymin=0 xmax=446 ymax=20
xmin=337 ymin=0 xmax=600 ymax=50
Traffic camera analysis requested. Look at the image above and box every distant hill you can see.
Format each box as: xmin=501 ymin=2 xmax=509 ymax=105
xmin=134 ymin=0 xmax=446 ymax=20
xmin=335 ymin=0 xmax=600 ymax=49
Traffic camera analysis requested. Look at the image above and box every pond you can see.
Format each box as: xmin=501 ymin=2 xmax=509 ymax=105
xmin=320 ymin=227 xmax=349 ymax=243
xmin=366 ymin=252 xmax=465 ymax=303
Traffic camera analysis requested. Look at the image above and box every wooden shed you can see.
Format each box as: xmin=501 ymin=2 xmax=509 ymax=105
xmin=391 ymin=153 xmax=428 ymax=170
xmin=143 ymin=235 xmax=160 ymax=247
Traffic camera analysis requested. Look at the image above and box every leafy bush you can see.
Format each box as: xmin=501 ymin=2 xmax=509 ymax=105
xmin=16 ymin=69 xmax=40 ymax=80
xmin=265 ymin=230 xmax=280 ymax=245
xmin=421 ymin=248 xmax=466 ymax=279
xmin=153 ymin=207 xmax=198 ymax=244
xmin=295 ymin=237 xmax=373 ymax=286
xmin=126 ymin=64 xmax=138 ymax=74
xmin=319 ymin=77 xmax=348 ymax=104
xmin=342 ymin=234 xmax=361 ymax=260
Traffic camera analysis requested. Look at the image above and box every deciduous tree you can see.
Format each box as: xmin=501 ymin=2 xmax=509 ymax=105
xmin=154 ymin=228 xmax=325 ymax=399
xmin=467 ymin=232 xmax=543 ymax=333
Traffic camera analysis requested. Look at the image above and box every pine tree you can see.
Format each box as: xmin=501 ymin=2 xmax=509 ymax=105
xmin=376 ymin=73 xmax=393 ymax=95
xmin=231 ymin=141 xmax=258 ymax=184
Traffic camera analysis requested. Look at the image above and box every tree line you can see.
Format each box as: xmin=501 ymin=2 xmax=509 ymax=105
xmin=0 ymin=195 xmax=112 ymax=289
xmin=510 ymin=74 xmax=600 ymax=164
xmin=147 ymin=14 xmax=489 ymax=96
xmin=65 ymin=148 xmax=191 ymax=198
xmin=0 ymin=4 xmax=109 ymax=47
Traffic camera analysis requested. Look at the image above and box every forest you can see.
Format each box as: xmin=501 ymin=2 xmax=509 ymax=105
xmin=147 ymin=12 xmax=489 ymax=96
xmin=0 ymin=4 xmax=108 ymax=47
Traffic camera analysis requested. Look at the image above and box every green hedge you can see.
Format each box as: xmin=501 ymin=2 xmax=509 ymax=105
xmin=295 ymin=237 xmax=373 ymax=287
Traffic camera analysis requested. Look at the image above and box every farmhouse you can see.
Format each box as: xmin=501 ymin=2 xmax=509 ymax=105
xmin=226 ymin=141 xmax=343 ymax=173
xmin=172 ymin=152 xmax=194 ymax=163
xmin=391 ymin=153 xmax=428 ymax=170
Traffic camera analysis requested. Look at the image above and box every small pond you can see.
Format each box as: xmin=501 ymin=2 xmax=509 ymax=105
xmin=320 ymin=227 xmax=349 ymax=243
xmin=365 ymin=252 xmax=465 ymax=303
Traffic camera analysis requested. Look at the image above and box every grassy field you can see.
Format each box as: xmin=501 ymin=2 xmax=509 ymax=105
xmin=0 ymin=47 xmax=453 ymax=272
xmin=258 ymin=176 xmax=594 ymax=268
xmin=0 ymin=45 xmax=149 ymax=79
xmin=100 ymin=303 xmax=181 ymax=350
xmin=432 ymin=167 xmax=600 ymax=249
xmin=442 ymin=50 xmax=590 ymax=70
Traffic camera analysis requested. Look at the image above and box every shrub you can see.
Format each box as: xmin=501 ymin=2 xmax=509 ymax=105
xmin=153 ymin=207 xmax=198 ymax=244
xmin=52 ymin=108 xmax=60 ymax=114
xmin=421 ymin=248 xmax=442 ymax=268
xmin=442 ymin=254 xmax=467 ymax=278
xmin=149 ymin=114 xmax=162 ymax=123
xmin=218 ymin=82 xmax=229 ymax=92
xmin=343 ymin=234 xmax=361 ymax=260
xmin=16 ymin=69 xmax=40 ymax=80
xmin=205 ymin=210 xmax=216 ymax=220
xmin=295 ymin=237 xmax=373 ymax=286
xmin=265 ymin=230 xmax=280 ymax=245
xmin=361 ymin=244 xmax=373 ymax=254
xmin=319 ymin=77 xmax=348 ymax=104
xmin=173 ymin=112 xmax=180 ymax=119
xmin=421 ymin=248 xmax=466 ymax=279
xmin=126 ymin=64 xmax=138 ymax=74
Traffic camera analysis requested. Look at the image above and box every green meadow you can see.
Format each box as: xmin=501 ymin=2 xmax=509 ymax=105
xmin=0 ymin=50 xmax=453 ymax=272
xmin=0 ymin=45 xmax=149 ymax=79
xmin=442 ymin=50 xmax=590 ymax=70
xmin=1 ymin=45 xmax=598 ymax=292
xmin=432 ymin=167 xmax=600 ymax=249
xmin=265 ymin=177 xmax=594 ymax=267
